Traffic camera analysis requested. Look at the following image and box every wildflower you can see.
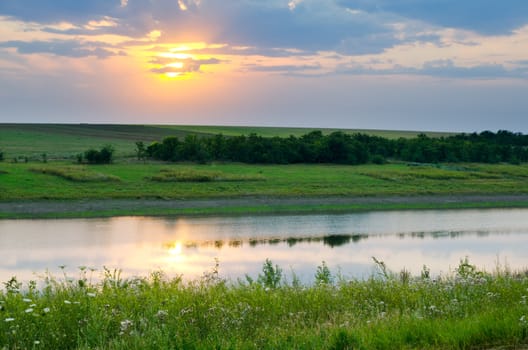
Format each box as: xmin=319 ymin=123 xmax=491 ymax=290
xmin=120 ymin=319 xmax=133 ymax=335
xmin=4 ymin=318 xmax=15 ymax=322
xmin=34 ymin=341 xmax=40 ymax=345
xmin=520 ymin=315 xmax=527 ymax=324
xmin=22 ymin=298 xmax=32 ymax=303
xmin=64 ymin=300 xmax=72 ymax=304
xmin=156 ymin=310 xmax=168 ymax=320
xmin=87 ymin=292 xmax=96 ymax=298
xmin=24 ymin=308 xmax=34 ymax=313
xmin=43 ymin=307 xmax=50 ymax=313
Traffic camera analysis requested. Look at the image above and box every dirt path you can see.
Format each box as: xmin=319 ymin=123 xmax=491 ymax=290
xmin=2 ymin=194 xmax=528 ymax=216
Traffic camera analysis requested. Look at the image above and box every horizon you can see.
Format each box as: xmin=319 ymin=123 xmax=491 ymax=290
xmin=1 ymin=1 xmax=528 ymax=133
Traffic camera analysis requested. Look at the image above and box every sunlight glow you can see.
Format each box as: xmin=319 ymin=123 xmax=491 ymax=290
xmin=165 ymin=72 xmax=182 ymax=78
xmin=165 ymin=53 xmax=192 ymax=60
xmin=167 ymin=242 xmax=183 ymax=256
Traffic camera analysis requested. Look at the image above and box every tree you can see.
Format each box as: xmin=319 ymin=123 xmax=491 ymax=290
xmin=135 ymin=141 xmax=146 ymax=161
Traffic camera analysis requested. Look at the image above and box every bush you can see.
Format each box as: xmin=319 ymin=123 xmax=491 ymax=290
xmin=84 ymin=145 xmax=114 ymax=164
xmin=0 ymin=150 xmax=4 ymax=162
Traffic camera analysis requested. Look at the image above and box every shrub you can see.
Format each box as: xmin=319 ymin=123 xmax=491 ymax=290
xmin=84 ymin=145 xmax=114 ymax=164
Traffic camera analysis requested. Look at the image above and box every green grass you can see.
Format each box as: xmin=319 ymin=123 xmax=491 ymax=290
xmin=1 ymin=162 xmax=528 ymax=201
xmin=0 ymin=260 xmax=527 ymax=349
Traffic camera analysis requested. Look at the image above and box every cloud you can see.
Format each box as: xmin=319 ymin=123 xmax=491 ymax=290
xmin=0 ymin=0 xmax=401 ymax=55
xmin=150 ymin=57 xmax=221 ymax=75
xmin=244 ymin=63 xmax=322 ymax=73
xmin=0 ymin=0 xmax=118 ymax=24
xmin=336 ymin=59 xmax=525 ymax=80
xmin=0 ymin=40 xmax=124 ymax=59
xmin=338 ymin=0 xmax=528 ymax=35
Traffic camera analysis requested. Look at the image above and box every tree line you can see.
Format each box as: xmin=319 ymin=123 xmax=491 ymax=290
xmin=143 ymin=130 xmax=528 ymax=165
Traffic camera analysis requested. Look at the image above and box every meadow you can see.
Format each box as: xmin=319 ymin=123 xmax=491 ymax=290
xmin=1 ymin=162 xmax=528 ymax=201
xmin=0 ymin=259 xmax=527 ymax=349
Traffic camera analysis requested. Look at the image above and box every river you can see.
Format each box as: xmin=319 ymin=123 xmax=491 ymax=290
xmin=0 ymin=208 xmax=527 ymax=284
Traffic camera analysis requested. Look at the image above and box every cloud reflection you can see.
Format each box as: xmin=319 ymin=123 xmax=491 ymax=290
xmin=1 ymin=209 xmax=527 ymax=284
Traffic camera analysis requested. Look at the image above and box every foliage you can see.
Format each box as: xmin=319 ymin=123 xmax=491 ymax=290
xmin=0 ymin=260 xmax=527 ymax=349
xmin=0 ymin=149 xmax=4 ymax=162
xmin=315 ymin=261 xmax=333 ymax=285
xmin=146 ymin=130 xmax=528 ymax=165
xmin=134 ymin=141 xmax=146 ymax=161
xmin=83 ymin=145 xmax=115 ymax=164
xmin=257 ymin=259 xmax=283 ymax=289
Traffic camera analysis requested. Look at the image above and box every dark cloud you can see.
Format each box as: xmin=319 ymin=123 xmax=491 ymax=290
xmin=339 ymin=0 xmax=528 ymax=35
xmin=0 ymin=0 xmax=401 ymax=55
xmin=0 ymin=40 xmax=124 ymax=59
xmin=336 ymin=59 xmax=525 ymax=79
xmin=0 ymin=0 xmax=120 ymax=23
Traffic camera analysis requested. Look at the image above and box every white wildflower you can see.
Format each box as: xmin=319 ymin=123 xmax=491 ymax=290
xmin=34 ymin=340 xmax=40 ymax=345
xmin=43 ymin=307 xmax=50 ymax=313
xmin=22 ymin=298 xmax=32 ymax=303
xmin=120 ymin=319 xmax=133 ymax=334
xmin=156 ymin=310 xmax=168 ymax=320
xmin=64 ymin=300 xmax=72 ymax=304
xmin=24 ymin=308 xmax=34 ymax=313
xmin=4 ymin=318 xmax=15 ymax=322
xmin=87 ymin=292 xmax=96 ymax=298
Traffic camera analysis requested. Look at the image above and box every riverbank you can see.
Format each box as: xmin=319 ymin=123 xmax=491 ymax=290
xmin=2 ymin=194 xmax=528 ymax=219
xmin=0 ymin=260 xmax=527 ymax=349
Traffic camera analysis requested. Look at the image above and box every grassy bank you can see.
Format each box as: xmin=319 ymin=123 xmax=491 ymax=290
xmin=2 ymin=161 xmax=528 ymax=218
xmin=2 ymin=162 xmax=528 ymax=201
xmin=0 ymin=260 xmax=527 ymax=349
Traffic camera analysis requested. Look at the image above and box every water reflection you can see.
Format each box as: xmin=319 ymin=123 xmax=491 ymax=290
xmin=0 ymin=208 xmax=527 ymax=283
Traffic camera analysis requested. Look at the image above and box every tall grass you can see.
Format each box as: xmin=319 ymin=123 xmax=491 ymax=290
xmin=0 ymin=259 xmax=527 ymax=349
xmin=148 ymin=168 xmax=266 ymax=182
xmin=29 ymin=166 xmax=121 ymax=182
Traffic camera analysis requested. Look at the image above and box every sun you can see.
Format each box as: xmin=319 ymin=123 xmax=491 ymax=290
xmin=167 ymin=62 xmax=184 ymax=69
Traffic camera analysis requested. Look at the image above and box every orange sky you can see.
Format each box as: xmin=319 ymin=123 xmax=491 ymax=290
xmin=1 ymin=1 xmax=528 ymax=131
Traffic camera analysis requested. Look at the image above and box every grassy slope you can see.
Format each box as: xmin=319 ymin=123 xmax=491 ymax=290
xmin=0 ymin=123 xmax=456 ymax=160
xmin=166 ymin=124 xmax=456 ymax=138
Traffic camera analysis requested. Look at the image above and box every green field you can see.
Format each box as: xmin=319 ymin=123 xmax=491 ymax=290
xmin=1 ymin=123 xmax=526 ymax=218
xmin=0 ymin=260 xmax=527 ymax=349
xmin=1 ymin=162 xmax=528 ymax=201
xmin=0 ymin=123 xmax=456 ymax=160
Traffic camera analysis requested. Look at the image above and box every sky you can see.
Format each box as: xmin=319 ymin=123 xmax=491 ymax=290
xmin=0 ymin=0 xmax=528 ymax=132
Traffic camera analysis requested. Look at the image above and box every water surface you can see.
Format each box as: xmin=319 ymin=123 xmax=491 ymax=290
xmin=1 ymin=208 xmax=527 ymax=283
